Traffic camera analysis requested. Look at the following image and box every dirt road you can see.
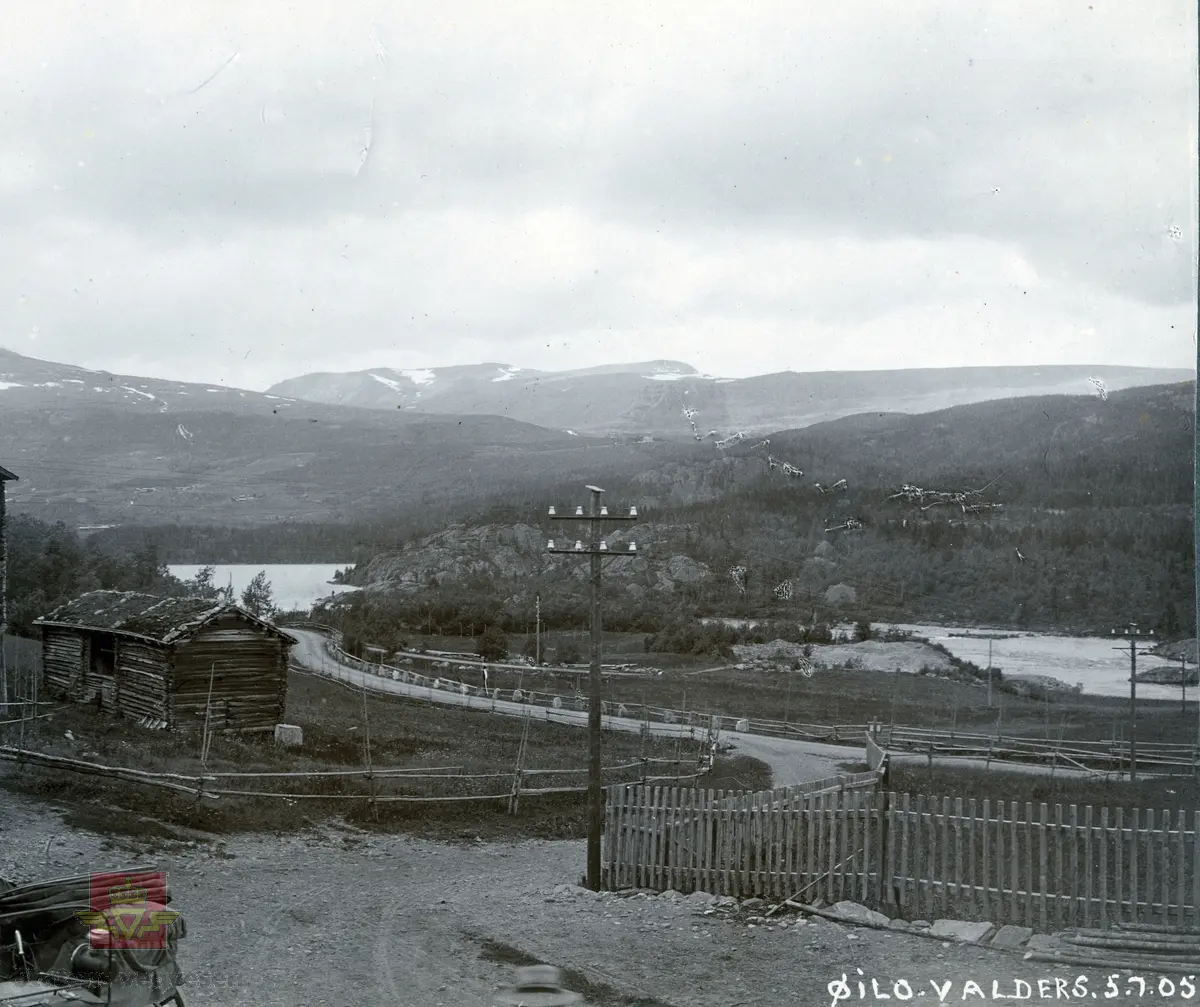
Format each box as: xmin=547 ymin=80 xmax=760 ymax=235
xmin=288 ymin=629 xmax=858 ymax=786
xmin=3 ymin=785 xmax=1178 ymax=1007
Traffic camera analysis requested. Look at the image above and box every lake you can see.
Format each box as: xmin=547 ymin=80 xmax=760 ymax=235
xmin=700 ymin=616 xmax=1185 ymax=701
xmin=168 ymin=563 xmax=358 ymax=614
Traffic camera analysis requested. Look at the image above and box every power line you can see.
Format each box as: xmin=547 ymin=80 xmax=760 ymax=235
xmin=1111 ymin=622 xmax=1157 ymax=782
xmin=546 ymin=486 xmax=639 ymax=892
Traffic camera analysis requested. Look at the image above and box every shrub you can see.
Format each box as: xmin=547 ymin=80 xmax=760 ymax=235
xmin=476 ymin=625 xmax=509 ymax=661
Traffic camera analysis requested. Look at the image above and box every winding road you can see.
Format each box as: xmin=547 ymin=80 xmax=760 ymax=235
xmin=286 ymin=628 xmax=860 ymax=786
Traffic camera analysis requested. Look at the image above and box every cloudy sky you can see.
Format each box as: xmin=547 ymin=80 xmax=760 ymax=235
xmin=1 ymin=2 xmax=1196 ymax=390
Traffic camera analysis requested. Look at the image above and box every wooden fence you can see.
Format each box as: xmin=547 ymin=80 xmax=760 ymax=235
xmin=602 ymin=784 xmax=1200 ymax=929
xmin=289 ymin=625 xmax=1200 ymax=777
xmin=0 ymin=744 xmax=710 ymax=810
xmin=715 ymin=770 xmax=881 ymax=811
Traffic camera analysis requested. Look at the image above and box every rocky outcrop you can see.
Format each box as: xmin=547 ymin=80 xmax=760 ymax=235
xmin=351 ymin=521 xmax=711 ymax=596
xmin=801 ymin=557 xmax=837 ymax=579
xmin=353 ymin=523 xmax=546 ymax=590
xmin=823 ymin=583 xmax=857 ymax=605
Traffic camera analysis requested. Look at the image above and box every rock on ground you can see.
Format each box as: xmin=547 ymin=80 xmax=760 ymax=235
xmin=829 ymin=900 xmax=890 ymax=927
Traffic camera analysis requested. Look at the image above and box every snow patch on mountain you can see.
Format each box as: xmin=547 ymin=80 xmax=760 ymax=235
xmin=369 ymin=373 xmax=407 ymax=393
xmin=399 ymin=368 xmax=436 ymax=385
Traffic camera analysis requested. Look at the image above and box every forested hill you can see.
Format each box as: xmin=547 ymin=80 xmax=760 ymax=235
xmin=340 ymin=381 xmax=1194 ymax=638
xmin=625 ymin=380 xmax=1192 ymax=511
xmin=615 ymin=381 xmax=1195 ymax=633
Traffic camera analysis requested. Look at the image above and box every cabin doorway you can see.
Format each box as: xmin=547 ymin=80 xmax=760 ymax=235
xmin=87 ymin=632 xmax=117 ymax=707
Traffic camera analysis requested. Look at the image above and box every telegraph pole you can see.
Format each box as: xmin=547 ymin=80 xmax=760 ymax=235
xmin=535 ymin=594 xmax=541 ymax=666
xmin=547 ymin=486 xmax=639 ymax=891
xmin=0 ymin=466 xmax=17 ymax=712
xmin=987 ymin=639 xmax=993 ymax=708
xmin=1111 ymin=623 xmax=1155 ymax=782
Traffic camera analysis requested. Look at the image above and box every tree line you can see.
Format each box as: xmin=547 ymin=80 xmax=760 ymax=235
xmin=4 ymin=513 xmax=280 ymax=636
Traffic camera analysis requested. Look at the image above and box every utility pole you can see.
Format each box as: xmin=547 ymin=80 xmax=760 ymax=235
xmin=535 ymin=594 xmax=541 ymax=667
xmin=1111 ymin=623 xmax=1155 ymax=782
xmin=1194 ymin=359 xmax=1199 ymax=758
xmin=0 ymin=466 xmax=17 ymax=713
xmin=547 ymin=486 xmax=639 ymax=891
xmin=987 ymin=639 xmax=993 ymax=708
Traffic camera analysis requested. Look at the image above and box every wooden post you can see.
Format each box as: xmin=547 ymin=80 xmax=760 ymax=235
xmin=508 ymin=713 xmax=530 ymax=815
xmin=201 ymin=662 xmax=216 ymax=766
xmin=0 ymin=471 xmax=9 ymax=714
xmin=362 ymin=684 xmax=377 ymax=823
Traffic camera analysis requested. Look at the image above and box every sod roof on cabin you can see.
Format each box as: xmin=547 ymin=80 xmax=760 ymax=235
xmin=34 ymin=590 xmax=295 ymax=646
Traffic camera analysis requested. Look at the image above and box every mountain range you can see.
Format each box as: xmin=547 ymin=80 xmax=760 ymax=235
xmin=266 ymin=360 xmax=1192 ymax=438
xmin=0 ymin=348 xmax=668 ymax=527
xmin=0 ymin=346 xmax=1192 ymax=531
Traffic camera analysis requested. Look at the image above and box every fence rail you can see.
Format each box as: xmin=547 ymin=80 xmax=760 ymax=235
xmin=602 ymin=783 xmax=1200 ymax=930
xmin=289 ymin=626 xmax=1200 ymax=777
xmin=715 ymin=771 xmax=882 ymax=811
xmin=0 ymin=745 xmax=710 ymax=808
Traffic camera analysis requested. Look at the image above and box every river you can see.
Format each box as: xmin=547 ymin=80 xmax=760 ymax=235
xmin=699 ymin=616 xmax=1185 ymax=700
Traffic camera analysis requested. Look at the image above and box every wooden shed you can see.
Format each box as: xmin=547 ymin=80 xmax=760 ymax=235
xmin=34 ymin=590 xmax=296 ymax=731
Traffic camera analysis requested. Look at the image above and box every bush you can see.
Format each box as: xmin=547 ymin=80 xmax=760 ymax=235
xmin=476 ymin=625 xmax=509 ymax=661
xmin=557 ymin=642 xmax=583 ymax=664
xmin=804 ymin=622 xmax=834 ymax=644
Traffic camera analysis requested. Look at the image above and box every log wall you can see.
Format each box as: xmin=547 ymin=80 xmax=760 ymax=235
xmin=169 ymin=615 xmax=289 ymax=731
xmin=42 ymin=626 xmax=85 ymax=698
xmin=114 ymin=638 xmax=169 ymax=722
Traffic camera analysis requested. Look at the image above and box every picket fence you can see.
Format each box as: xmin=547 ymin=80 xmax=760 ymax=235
xmin=715 ymin=770 xmax=881 ymax=811
xmin=602 ymin=784 xmax=1200 ymax=930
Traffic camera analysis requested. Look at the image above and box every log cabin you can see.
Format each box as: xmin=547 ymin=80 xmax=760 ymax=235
xmin=34 ymin=590 xmax=297 ymax=731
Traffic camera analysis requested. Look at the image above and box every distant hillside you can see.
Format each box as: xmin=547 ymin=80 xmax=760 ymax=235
xmin=1 ymin=347 xmax=1191 ymax=547
xmin=266 ymin=360 xmax=1193 ymax=437
xmin=0 ymin=348 xmax=663 ymax=527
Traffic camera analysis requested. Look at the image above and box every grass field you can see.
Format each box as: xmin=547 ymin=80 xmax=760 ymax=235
xmin=0 ymin=668 xmax=770 ymax=843
xmin=846 ymin=760 xmax=1200 ymax=810
xmin=397 ymin=632 xmax=1200 ymax=747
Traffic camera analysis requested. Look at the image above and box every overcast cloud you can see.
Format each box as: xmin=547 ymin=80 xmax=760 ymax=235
xmin=0 ymin=1 xmax=1195 ymax=389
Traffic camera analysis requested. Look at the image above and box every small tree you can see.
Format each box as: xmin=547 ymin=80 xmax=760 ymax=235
xmin=853 ymin=619 xmax=873 ymax=642
xmin=240 ymin=570 xmax=276 ymax=619
xmin=186 ymin=565 xmax=219 ymax=598
xmin=477 ymin=625 xmax=509 ymax=661
xmin=557 ymin=642 xmax=582 ymax=665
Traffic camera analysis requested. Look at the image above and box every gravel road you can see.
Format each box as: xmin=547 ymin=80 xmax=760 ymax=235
xmin=6 ymin=784 xmax=1186 ymax=1007
xmin=288 ymin=629 xmax=860 ymax=786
